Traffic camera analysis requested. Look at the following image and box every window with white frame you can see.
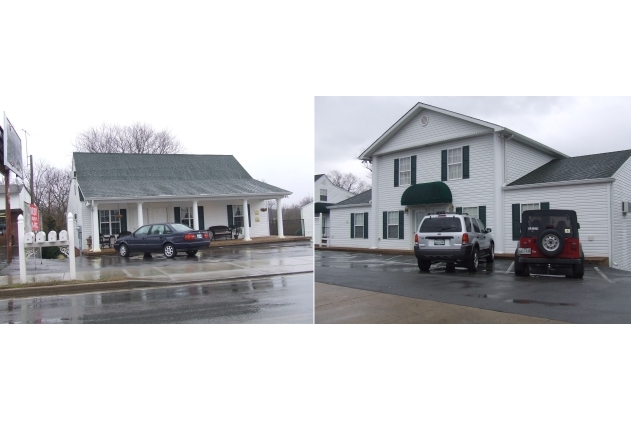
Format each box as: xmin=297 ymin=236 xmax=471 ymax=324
xmin=399 ymin=157 xmax=411 ymax=186
xmin=521 ymin=203 xmax=540 ymax=221
xmin=233 ymin=205 xmax=244 ymax=228
xmin=354 ymin=213 xmax=364 ymax=238
xmin=447 ymin=147 xmax=462 ymax=180
xmin=320 ymin=189 xmax=327 ymax=201
xmin=387 ymin=211 xmax=399 ymax=239
xmin=180 ymin=207 xmax=193 ymax=228
xmin=99 ymin=210 xmax=121 ymax=236
xmin=462 ymin=206 xmax=479 ymax=219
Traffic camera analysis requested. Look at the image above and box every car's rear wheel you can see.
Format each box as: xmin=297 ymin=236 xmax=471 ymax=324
xmin=467 ymin=248 xmax=479 ymax=272
xmin=163 ymin=243 xmax=177 ymax=258
xmin=486 ymin=242 xmax=495 ymax=263
xmin=514 ymin=250 xmax=530 ymax=277
xmin=119 ymin=244 xmax=129 ymax=258
xmin=418 ymin=259 xmax=431 ymax=272
xmin=186 ymin=250 xmax=198 ymax=257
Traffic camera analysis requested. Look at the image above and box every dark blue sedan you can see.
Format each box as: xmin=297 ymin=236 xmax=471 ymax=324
xmin=114 ymin=223 xmax=211 ymax=258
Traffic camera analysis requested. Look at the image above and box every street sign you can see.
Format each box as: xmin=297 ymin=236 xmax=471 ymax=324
xmin=30 ymin=203 xmax=40 ymax=232
xmin=3 ymin=112 xmax=24 ymax=178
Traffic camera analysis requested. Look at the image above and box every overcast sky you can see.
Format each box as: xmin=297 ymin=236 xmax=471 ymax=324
xmin=315 ymin=96 xmax=631 ymax=186
xmin=0 ymin=2 xmax=313 ymax=205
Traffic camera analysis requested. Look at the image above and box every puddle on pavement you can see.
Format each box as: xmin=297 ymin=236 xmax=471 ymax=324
xmin=511 ymin=299 xmax=577 ymax=306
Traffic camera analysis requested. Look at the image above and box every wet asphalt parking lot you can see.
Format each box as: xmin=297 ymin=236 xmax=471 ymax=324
xmin=315 ymin=250 xmax=631 ymax=323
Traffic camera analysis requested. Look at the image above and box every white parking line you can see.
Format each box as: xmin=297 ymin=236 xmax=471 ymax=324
xmin=123 ymin=269 xmax=133 ymax=278
xmin=594 ymin=267 xmax=613 ymax=283
xmin=383 ymin=256 xmax=400 ymax=261
xmin=506 ymin=262 xmax=514 ymax=273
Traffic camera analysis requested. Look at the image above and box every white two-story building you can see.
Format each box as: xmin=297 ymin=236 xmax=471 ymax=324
xmin=327 ymin=102 xmax=631 ymax=271
xmin=314 ymin=174 xmax=355 ymax=245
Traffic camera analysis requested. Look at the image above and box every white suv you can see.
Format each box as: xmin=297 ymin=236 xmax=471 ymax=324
xmin=414 ymin=213 xmax=494 ymax=272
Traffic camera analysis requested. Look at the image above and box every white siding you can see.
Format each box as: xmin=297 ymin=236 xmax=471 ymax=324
xmin=504 ymin=182 xmax=611 ymax=258
xmin=315 ymin=176 xmax=354 ymax=204
xmin=301 ymin=202 xmax=314 ymax=237
xmin=611 ymin=157 xmax=631 ymax=271
xmin=505 ymin=139 xmax=556 ymax=184
xmin=329 ymin=206 xmax=371 ymax=248
xmin=374 ymin=109 xmax=492 ymax=155
xmin=376 ymin=133 xmax=496 ymax=250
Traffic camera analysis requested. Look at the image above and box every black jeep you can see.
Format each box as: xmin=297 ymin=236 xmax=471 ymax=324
xmin=514 ymin=209 xmax=584 ymax=278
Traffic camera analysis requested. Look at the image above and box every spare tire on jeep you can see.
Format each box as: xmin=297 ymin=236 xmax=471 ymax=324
xmin=537 ymin=229 xmax=565 ymax=257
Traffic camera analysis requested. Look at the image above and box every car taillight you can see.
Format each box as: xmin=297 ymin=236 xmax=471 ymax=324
xmin=184 ymin=233 xmax=196 ymax=241
xmin=462 ymin=233 xmax=469 ymax=244
xmin=203 ymin=232 xmax=209 ymax=239
xmin=414 ymin=233 xmax=418 ymax=244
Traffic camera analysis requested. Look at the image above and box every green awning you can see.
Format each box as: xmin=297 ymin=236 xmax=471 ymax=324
xmin=314 ymin=202 xmax=334 ymax=214
xmin=401 ymin=182 xmax=452 ymax=205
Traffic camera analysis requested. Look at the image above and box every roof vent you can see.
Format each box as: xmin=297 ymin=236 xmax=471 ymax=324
xmin=420 ymin=115 xmax=429 ymax=126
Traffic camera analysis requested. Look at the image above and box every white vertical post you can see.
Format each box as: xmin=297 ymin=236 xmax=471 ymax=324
xmin=371 ymin=156 xmax=379 ymax=249
xmin=18 ymin=215 xmax=26 ymax=283
xmin=137 ymin=202 xmax=144 ymax=228
xmin=192 ymin=200 xmax=199 ymax=230
xmin=276 ymin=197 xmax=284 ymax=238
xmin=243 ymin=199 xmax=251 ymax=241
xmin=92 ymin=201 xmax=101 ymax=252
xmin=67 ymin=212 xmax=76 ymax=280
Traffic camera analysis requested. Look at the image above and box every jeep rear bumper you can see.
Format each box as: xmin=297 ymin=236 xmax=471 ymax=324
xmin=518 ymin=257 xmax=582 ymax=265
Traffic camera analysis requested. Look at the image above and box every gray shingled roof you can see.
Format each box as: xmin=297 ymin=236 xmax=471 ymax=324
xmin=508 ymin=149 xmax=631 ymax=186
xmin=74 ymin=153 xmax=291 ymax=199
xmin=331 ymin=189 xmax=372 ymax=207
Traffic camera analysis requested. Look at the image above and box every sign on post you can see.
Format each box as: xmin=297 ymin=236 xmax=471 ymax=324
xmin=30 ymin=203 xmax=40 ymax=232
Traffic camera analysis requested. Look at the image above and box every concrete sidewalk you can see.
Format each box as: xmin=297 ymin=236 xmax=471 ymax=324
xmin=0 ymin=240 xmax=313 ymax=299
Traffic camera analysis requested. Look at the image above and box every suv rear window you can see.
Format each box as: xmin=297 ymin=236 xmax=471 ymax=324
xmin=522 ymin=210 xmax=576 ymax=238
xmin=419 ymin=217 xmax=462 ymax=233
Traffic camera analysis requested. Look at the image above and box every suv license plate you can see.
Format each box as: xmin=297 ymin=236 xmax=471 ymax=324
xmin=518 ymin=248 xmax=531 ymax=255
xmin=434 ymin=239 xmax=445 ymax=245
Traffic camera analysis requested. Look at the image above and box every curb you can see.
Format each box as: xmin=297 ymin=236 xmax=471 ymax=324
xmin=0 ymin=270 xmax=314 ymax=300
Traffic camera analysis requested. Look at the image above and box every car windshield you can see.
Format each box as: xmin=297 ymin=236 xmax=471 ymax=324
xmin=170 ymin=223 xmax=194 ymax=232
xmin=419 ymin=217 xmax=462 ymax=233
xmin=522 ymin=211 xmax=576 ymax=238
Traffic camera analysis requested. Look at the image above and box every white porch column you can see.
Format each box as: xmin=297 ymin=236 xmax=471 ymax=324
xmin=243 ymin=199 xmax=251 ymax=241
xmin=494 ymin=132 xmax=505 ymax=253
xmin=92 ymin=201 xmax=101 ymax=252
xmin=276 ymin=197 xmax=285 ymax=238
xmin=371 ymin=156 xmax=379 ymax=249
xmin=137 ymin=202 xmax=143 ymax=228
xmin=192 ymin=200 xmax=199 ymax=230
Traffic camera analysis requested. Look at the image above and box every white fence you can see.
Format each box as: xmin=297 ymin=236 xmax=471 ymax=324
xmin=17 ymin=212 xmax=76 ymax=283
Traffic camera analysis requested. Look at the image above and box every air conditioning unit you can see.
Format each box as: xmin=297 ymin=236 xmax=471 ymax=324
xmin=623 ymin=202 xmax=631 ymax=213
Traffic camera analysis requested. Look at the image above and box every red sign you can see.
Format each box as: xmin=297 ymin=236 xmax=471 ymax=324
xmin=30 ymin=204 xmax=40 ymax=232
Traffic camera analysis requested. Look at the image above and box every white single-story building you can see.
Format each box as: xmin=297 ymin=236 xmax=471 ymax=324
xmin=300 ymin=201 xmax=314 ymax=238
xmin=328 ymin=102 xmax=631 ymax=271
xmin=68 ymin=153 xmax=292 ymax=251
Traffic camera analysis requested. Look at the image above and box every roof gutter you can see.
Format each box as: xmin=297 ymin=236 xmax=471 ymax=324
xmin=503 ymin=177 xmax=614 ymax=191
xmin=327 ymin=203 xmax=371 ymax=209
xmin=84 ymin=192 xmax=291 ymax=203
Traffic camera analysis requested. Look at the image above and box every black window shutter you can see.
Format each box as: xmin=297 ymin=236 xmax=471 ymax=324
xmin=198 ymin=206 xmax=205 ymax=231
xmin=383 ymin=211 xmax=388 ymax=239
xmin=512 ymin=204 xmax=521 ymax=241
xmin=364 ymin=212 xmax=369 ymax=239
xmin=411 ymin=155 xmax=417 ymax=185
xmin=247 ymin=204 xmax=251 ymax=227
xmin=479 ymin=205 xmax=486 ymax=227
xmin=398 ymin=210 xmax=404 ymax=239
xmin=227 ymin=205 xmax=233 ymax=228
xmin=456 ymin=207 xmax=462 ymax=214
xmin=463 ymin=146 xmax=470 ymax=179
xmin=540 ymin=202 xmax=550 ymax=210
xmin=350 ymin=213 xmax=355 ymax=238
xmin=441 ymin=150 xmax=447 ymax=181
xmin=174 ymin=207 xmax=181 ymax=223
xmin=394 ymin=159 xmax=399 ymax=187
xmin=120 ymin=209 xmax=127 ymax=232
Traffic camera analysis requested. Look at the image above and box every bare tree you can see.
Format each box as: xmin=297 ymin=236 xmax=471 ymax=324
xmin=73 ymin=122 xmax=183 ymax=154
xmin=361 ymin=160 xmax=372 ymax=179
xmin=327 ymin=170 xmax=371 ymax=194
xmin=24 ymin=160 xmax=72 ymax=232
